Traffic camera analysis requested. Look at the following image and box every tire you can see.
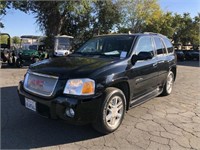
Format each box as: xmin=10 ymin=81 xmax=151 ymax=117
xmin=8 ymin=56 xmax=16 ymax=66
xmin=8 ymin=56 xmax=13 ymax=66
xmin=92 ymin=87 xmax=126 ymax=134
xmin=161 ymin=71 xmax=174 ymax=96
xmin=33 ymin=58 xmax=40 ymax=63
xmin=16 ymin=58 xmax=23 ymax=68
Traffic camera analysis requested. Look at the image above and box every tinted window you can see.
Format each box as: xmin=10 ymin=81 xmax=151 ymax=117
xmin=163 ymin=38 xmax=173 ymax=53
xmin=135 ymin=36 xmax=154 ymax=57
xmin=154 ymin=37 xmax=167 ymax=56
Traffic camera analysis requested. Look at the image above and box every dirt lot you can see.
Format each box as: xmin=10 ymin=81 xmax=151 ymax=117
xmin=1 ymin=61 xmax=200 ymax=150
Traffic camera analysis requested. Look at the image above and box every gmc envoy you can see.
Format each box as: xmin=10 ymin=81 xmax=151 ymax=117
xmin=18 ymin=33 xmax=177 ymax=134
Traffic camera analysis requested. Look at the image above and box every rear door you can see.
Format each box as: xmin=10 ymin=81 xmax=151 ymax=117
xmin=153 ymin=36 xmax=169 ymax=85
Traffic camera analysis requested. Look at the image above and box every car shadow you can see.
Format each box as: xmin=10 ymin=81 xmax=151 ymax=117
xmin=177 ymin=60 xmax=199 ymax=67
xmin=1 ymin=63 xmax=29 ymax=69
xmin=1 ymin=86 xmax=102 ymax=149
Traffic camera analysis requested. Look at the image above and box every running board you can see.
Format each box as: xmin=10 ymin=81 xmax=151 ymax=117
xmin=129 ymin=88 xmax=162 ymax=108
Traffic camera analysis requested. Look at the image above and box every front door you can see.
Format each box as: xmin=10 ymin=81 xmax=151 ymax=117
xmin=128 ymin=36 xmax=158 ymax=100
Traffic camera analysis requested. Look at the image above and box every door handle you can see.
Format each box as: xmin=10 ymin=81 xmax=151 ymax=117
xmin=159 ymin=60 xmax=165 ymax=63
xmin=153 ymin=63 xmax=157 ymax=67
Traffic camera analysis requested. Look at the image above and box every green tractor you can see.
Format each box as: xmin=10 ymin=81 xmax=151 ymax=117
xmin=16 ymin=35 xmax=49 ymax=68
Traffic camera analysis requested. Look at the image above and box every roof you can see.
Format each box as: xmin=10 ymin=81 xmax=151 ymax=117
xmin=20 ymin=35 xmax=41 ymax=39
xmin=95 ymin=32 xmax=167 ymax=38
xmin=0 ymin=33 xmax=11 ymax=38
xmin=55 ymin=35 xmax=74 ymax=38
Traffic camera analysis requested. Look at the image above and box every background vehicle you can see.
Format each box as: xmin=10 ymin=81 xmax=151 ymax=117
xmin=182 ymin=50 xmax=192 ymax=60
xmin=190 ymin=50 xmax=199 ymax=60
xmin=182 ymin=50 xmax=199 ymax=61
xmin=18 ymin=33 xmax=176 ymax=134
xmin=16 ymin=35 xmax=49 ymax=68
xmin=53 ymin=35 xmax=74 ymax=56
xmin=175 ymin=50 xmax=185 ymax=61
xmin=0 ymin=33 xmax=16 ymax=68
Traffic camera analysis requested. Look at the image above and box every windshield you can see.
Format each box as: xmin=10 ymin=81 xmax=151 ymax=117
xmin=76 ymin=35 xmax=135 ymax=58
xmin=29 ymin=45 xmax=38 ymax=50
xmin=21 ymin=44 xmax=37 ymax=50
xmin=55 ymin=37 xmax=73 ymax=50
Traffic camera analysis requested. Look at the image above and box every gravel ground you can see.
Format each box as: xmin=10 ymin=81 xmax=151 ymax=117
xmin=1 ymin=61 xmax=200 ymax=150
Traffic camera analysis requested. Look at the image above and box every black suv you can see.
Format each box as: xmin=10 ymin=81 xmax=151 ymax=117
xmin=18 ymin=33 xmax=176 ymax=134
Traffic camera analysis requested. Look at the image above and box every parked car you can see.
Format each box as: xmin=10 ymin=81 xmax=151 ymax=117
xmin=182 ymin=50 xmax=193 ymax=60
xmin=182 ymin=50 xmax=199 ymax=61
xmin=18 ymin=33 xmax=177 ymax=134
xmin=190 ymin=50 xmax=199 ymax=61
xmin=175 ymin=50 xmax=185 ymax=61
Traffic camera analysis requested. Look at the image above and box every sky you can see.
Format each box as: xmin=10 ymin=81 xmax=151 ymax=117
xmin=1 ymin=0 xmax=200 ymax=37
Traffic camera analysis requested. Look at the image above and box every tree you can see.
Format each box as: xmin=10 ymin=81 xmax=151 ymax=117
xmin=0 ymin=1 xmax=10 ymax=28
xmin=171 ymin=13 xmax=200 ymax=47
xmin=92 ymin=0 xmax=121 ymax=35
xmin=190 ymin=13 xmax=200 ymax=49
xmin=119 ymin=0 xmax=162 ymax=33
xmin=143 ymin=12 xmax=174 ymax=38
xmin=11 ymin=0 xmax=121 ymax=47
xmin=12 ymin=36 xmax=21 ymax=44
xmin=11 ymin=1 xmax=92 ymax=48
xmin=0 ymin=35 xmax=8 ymax=44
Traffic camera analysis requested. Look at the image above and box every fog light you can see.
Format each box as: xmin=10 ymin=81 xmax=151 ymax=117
xmin=65 ymin=108 xmax=75 ymax=118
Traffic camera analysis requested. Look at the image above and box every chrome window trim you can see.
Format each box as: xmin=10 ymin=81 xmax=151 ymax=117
xmin=28 ymin=71 xmax=59 ymax=79
xmin=23 ymin=71 xmax=59 ymax=97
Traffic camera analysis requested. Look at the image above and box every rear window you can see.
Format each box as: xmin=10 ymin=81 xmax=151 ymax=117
xmin=154 ymin=37 xmax=167 ymax=56
xmin=163 ymin=38 xmax=174 ymax=53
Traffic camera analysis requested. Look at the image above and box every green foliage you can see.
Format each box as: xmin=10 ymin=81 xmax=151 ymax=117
xmin=92 ymin=0 xmax=121 ymax=34
xmin=171 ymin=13 xmax=200 ymax=47
xmin=12 ymin=36 xmax=21 ymax=44
xmin=0 ymin=35 xmax=8 ymax=44
xmin=0 ymin=1 xmax=10 ymax=28
xmin=119 ymin=0 xmax=162 ymax=32
xmin=4 ymin=0 xmax=199 ymax=49
xmin=143 ymin=12 xmax=174 ymax=38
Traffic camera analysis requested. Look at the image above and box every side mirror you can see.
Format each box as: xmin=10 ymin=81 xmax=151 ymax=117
xmin=131 ymin=51 xmax=153 ymax=64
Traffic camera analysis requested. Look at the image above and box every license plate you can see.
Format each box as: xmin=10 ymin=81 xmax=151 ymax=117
xmin=25 ymin=98 xmax=36 ymax=112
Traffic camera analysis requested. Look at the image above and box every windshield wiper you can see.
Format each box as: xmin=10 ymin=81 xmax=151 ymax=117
xmin=72 ymin=52 xmax=118 ymax=58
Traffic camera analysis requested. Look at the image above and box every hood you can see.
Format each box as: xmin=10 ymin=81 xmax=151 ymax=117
xmin=29 ymin=56 xmax=118 ymax=79
xmin=21 ymin=50 xmax=37 ymax=55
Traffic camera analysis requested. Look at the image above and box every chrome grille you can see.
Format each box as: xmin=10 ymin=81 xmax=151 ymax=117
xmin=23 ymin=71 xmax=58 ymax=97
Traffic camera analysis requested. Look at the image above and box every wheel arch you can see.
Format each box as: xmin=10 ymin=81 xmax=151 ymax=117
xmin=107 ymin=80 xmax=131 ymax=111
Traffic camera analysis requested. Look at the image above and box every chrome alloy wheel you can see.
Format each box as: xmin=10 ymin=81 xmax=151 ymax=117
xmin=166 ymin=72 xmax=174 ymax=94
xmin=104 ymin=96 xmax=124 ymax=129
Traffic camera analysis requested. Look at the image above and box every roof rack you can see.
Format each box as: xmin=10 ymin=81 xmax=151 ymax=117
xmin=143 ymin=32 xmax=166 ymax=37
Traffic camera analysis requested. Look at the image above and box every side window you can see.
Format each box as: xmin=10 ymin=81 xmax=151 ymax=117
xmin=154 ymin=37 xmax=167 ymax=56
xmin=135 ymin=36 xmax=154 ymax=57
xmin=163 ymin=38 xmax=174 ymax=53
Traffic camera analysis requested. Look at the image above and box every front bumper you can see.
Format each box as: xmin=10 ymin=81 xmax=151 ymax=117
xmin=17 ymin=81 xmax=102 ymax=125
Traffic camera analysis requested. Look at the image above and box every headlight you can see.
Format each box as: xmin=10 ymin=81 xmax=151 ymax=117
xmin=63 ymin=78 xmax=95 ymax=95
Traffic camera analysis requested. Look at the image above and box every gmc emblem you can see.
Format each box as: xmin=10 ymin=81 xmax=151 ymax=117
xmin=28 ymin=79 xmax=45 ymax=89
